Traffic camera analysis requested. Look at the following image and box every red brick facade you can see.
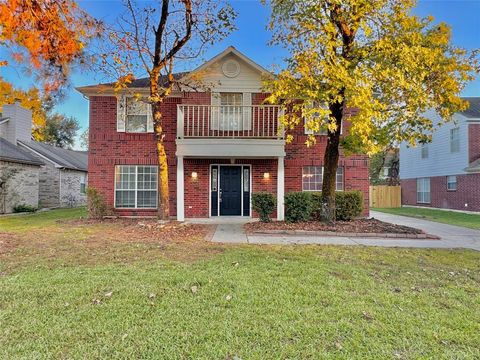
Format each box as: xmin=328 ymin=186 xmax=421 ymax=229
xmin=88 ymin=92 xmax=370 ymax=218
xmin=401 ymin=173 xmax=480 ymax=212
xmin=469 ymin=124 xmax=480 ymax=163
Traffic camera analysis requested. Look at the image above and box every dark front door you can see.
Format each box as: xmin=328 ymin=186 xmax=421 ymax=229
xmin=220 ymin=166 xmax=242 ymax=216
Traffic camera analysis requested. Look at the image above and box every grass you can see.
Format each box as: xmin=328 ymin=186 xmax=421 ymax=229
xmin=1 ymin=209 xmax=479 ymax=359
xmin=373 ymin=207 xmax=480 ymax=230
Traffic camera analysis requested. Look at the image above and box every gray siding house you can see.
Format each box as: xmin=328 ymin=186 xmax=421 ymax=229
xmin=0 ymin=102 xmax=88 ymax=213
xmin=399 ymin=97 xmax=480 ymax=212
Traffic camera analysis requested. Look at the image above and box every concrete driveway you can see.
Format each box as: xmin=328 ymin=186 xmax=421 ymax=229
xmin=370 ymin=211 xmax=480 ymax=251
xmin=194 ymin=212 xmax=480 ymax=251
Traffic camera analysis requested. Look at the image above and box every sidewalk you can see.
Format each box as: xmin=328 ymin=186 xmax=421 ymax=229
xmin=189 ymin=213 xmax=480 ymax=251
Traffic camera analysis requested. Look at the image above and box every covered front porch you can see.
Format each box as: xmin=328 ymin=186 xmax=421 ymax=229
xmin=176 ymin=157 xmax=285 ymax=221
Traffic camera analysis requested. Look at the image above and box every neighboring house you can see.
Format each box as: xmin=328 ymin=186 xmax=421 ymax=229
xmin=77 ymin=46 xmax=369 ymax=220
xmin=0 ymin=102 xmax=88 ymax=213
xmin=400 ymin=98 xmax=480 ymax=211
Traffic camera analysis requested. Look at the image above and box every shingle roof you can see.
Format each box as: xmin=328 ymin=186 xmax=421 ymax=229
xmin=18 ymin=141 xmax=87 ymax=171
xmin=0 ymin=138 xmax=44 ymax=166
xmin=77 ymin=72 xmax=190 ymax=92
xmin=460 ymin=97 xmax=480 ymax=119
xmin=465 ymin=158 xmax=480 ymax=173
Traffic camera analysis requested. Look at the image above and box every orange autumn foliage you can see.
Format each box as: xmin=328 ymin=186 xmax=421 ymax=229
xmin=0 ymin=0 xmax=101 ymax=93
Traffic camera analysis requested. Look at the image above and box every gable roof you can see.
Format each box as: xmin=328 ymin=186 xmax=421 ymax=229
xmin=76 ymin=46 xmax=270 ymax=95
xmin=18 ymin=140 xmax=88 ymax=171
xmin=460 ymin=97 xmax=480 ymax=119
xmin=0 ymin=138 xmax=44 ymax=166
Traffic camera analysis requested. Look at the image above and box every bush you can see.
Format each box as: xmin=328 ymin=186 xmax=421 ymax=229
xmin=86 ymin=187 xmax=109 ymax=219
xmin=310 ymin=191 xmax=364 ymax=221
xmin=13 ymin=204 xmax=37 ymax=213
xmin=335 ymin=191 xmax=364 ymax=221
xmin=252 ymin=192 xmax=276 ymax=222
xmin=285 ymin=192 xmax=313 ymax=223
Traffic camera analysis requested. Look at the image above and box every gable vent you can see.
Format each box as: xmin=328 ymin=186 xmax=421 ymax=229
xmin=222 ymin=59 xmax=241 ymax=78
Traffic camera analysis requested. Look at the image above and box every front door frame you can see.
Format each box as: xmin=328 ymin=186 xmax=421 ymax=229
xmin=209 ymin=164 xmax=252 ymax=217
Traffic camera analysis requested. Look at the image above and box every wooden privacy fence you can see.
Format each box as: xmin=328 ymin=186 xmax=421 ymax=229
xmin=369 ymin=185 xmax=401 ymax=208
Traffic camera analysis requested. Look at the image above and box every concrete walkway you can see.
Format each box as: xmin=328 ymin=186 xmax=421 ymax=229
xmin=189 ymin=213 xmax=480 ymax=251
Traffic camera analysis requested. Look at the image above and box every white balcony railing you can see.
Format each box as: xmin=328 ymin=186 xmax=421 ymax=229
xmin=177 ymin=104 xmax=284 ymax=139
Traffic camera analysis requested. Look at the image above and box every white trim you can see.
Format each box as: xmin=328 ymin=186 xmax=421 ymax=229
xmin=177 ymin=156 xmax=185 ymax=221
xmin=277 ymin=156 xmax=285 ymax=221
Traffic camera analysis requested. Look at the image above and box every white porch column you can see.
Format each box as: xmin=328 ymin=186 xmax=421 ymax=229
xmin=176 ymin=156 xmax=185 ymax=221
xmin=277 ymin=156 xmax=285 ymax=221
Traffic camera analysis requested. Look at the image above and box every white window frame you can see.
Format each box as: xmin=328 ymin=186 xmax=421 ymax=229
xmin=125 ymin=97 xmax=152 ymax=133
xmin=421 ymin=143 xmax=428 ymax=159
xmin=417 ymin=177 xmax=431 ymax=204
xmin=80 ymin=174 xmax=87 ymax=194
xmin=114 ymin=165 xmax=158 ymax=209
xmin=447 ymin=175 xmax=457 ymax=191
xmin=302 ymin=166 xmax=344 ymax=192
xmin=450 ymin=127 xmax=460 ymax=153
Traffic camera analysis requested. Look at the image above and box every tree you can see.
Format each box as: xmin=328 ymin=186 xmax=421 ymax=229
xmin=265 ymin=0 xmax=477 ymax=222
xmin=369 ymin=148 xmax=399 ymax=186
xmin=41 ymin=113 xmax=80 ymax=148
xmin=99 ymin=0 xmax=236 ymax=219
xmin=0 ymin=0 xmax=101 ymax=94
xmin=79 ymin=128 xmax=89 ymax=150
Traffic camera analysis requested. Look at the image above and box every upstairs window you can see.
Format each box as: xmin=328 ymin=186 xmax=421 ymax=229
xmin=302 ymin=166 xmax=344 ymax=191
xmin=126 ymin=98 xmax=150 ymax=133
xmin=417 ymin=177 xmax=431 ymax=204
xmin=421 ymin=143 xmax=429 ymax=159
xmin=303 ymin=101 xmax=342 ymax=136
xmin=450 ymin=127 xmax=460 ymax=153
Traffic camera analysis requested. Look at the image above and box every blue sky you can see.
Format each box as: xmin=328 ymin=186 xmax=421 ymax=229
xmin=1 ymin=0 xmax=479 ymax=148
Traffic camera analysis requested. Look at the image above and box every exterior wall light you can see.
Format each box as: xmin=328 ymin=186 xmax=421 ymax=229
xmin=191 ymin=171 xmax=198 ymax=180
xmin=263 ymin=172 xmax=270 ymax=179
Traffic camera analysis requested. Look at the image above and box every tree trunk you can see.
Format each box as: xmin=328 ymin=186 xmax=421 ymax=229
xmin=152 ymin=101 xmax=170 ymax=220
xmin=321 ymin=100 xmax=344 ymax=224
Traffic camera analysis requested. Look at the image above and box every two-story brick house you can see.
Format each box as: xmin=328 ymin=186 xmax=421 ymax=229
xmin=77 ymin=47 xmax=369 ymax=220
xmin=400 ymin=98 xmax=480 ymax=212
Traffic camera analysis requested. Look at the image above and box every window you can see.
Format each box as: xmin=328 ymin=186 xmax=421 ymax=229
xmin=417 ymin=178 xmax=431 ymax=204
xmin=115 ymin=165 xmax=157 ymax=208
xmin=211 ymin=168 xmax=218 ymax=191
xmin=421 ymin=143 xmax=428 ymax=159
xmin=450 ymin=127 xmax=460 ymax=153
xmin=80 ymin=174 xmax=87 ymax=194
xmin=220 ymin=92 xmax=243 ymax=130
xmin=126 ymin=98 xmax=149 ymax=132
xmin=447 ymin=175 xmax=457 ymax=191
xmin=302 ymin=166 xmax=344 ymax=191
xmin=304 ymin=101 xmax=342 ymax=135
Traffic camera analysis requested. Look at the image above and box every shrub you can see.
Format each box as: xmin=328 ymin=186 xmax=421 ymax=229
xmin=335 ymin=191 xmax=364 ymax=221
xmin=310 ymin=191 xmax=364 ymax=221
xmin=86 ymin=187 xmax=109 ymax=219
xmin=285 ymin=192 xmax=313 ymax=222
xmin=252 ymin=192 xmax=276 ymax=222
xmin=13 ymin=204 xmax=37 ymax=213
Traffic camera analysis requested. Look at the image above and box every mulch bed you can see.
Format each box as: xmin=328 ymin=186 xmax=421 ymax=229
xmin=245 ymin=218 xmax=438 ymax=239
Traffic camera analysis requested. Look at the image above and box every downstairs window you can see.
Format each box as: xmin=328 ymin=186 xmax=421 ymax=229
xmin=115 ymin=165 xmax=158 ymax=208
xmin=302 ymin=166 xmax=344 ymax=191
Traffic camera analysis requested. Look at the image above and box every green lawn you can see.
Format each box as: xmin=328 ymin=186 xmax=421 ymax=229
xmin=1 ymin=209 xmax=479 ymax=359
xmin=374 ymin=207 xmax=480 ymax=230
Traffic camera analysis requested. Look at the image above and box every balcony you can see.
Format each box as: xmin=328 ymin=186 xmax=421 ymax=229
xmin=176 ymin=105 xmax=286 ymax=158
